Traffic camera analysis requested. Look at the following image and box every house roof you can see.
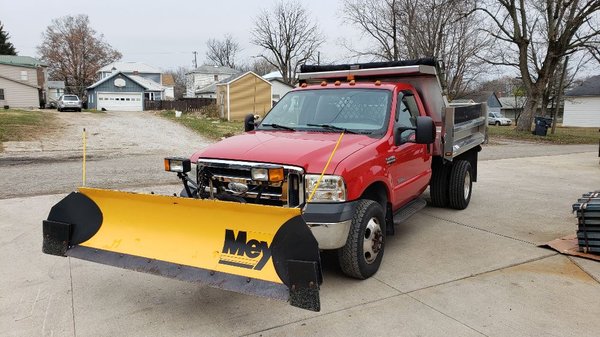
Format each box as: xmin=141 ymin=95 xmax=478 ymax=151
xmin=499 ymin=96 xmax=527 ymax=109
xmin=129 ymin=75 xmax=164 ymax=91
xmin=162 ymin=74 xmax=175 ymax=86
xmin=458 ymin=91 xmax=497 ymax=103
xmin=195 ymin=83 xmax=217 ymax=94
xmin=263 ymin=71 xmax=283 ymax=80
xmin=216 ymin=71 xmax=271 ymax=86
xmin=98 ymin=61 xmax=161 ymax=74
xmin=0 ymin=55 xmax=47 ymax=68
xmin=269 ymin=78 xmax=294 ymax=88
xmin=0 ymin=74 xmax=39 ymax=89
xmin=188 ymin=64 xmax=238 ymax=75
xmin=566 ymin=75 xmax=600 ymax=97
xmin=47 ymin=81 xmax=65 ymax=89
xmin=87 ymin=71 xmax=164 ymax=91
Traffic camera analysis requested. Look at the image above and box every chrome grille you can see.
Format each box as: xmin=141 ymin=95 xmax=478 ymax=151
xmin=197 ymin=159 xmax=304 ymax=207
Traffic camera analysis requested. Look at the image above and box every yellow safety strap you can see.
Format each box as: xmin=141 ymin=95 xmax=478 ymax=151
xmin=307 ymin=132 xmax=345 ymax=203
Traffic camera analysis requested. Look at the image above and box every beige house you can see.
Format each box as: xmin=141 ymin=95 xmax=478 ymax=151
xmin=216 ymin=72 xmax=272 ymax=121
xmin=0 ymin=55 xmax=47 ymax=109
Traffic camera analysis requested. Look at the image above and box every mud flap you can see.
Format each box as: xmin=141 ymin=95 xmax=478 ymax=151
xmin=43 ymin=188 xmax=322 ymax=311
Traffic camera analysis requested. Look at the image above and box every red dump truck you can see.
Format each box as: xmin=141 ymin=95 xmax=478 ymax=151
xmin=43 ymin=59 xmax=487 ymax=311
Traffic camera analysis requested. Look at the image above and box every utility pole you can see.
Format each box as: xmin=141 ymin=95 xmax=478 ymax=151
xmin=192 ymin=51 xmax=198 ymax=69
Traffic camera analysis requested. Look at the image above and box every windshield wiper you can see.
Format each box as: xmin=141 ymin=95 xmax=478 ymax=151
xmin=261 ymin=123 xmax=295 ymax=131
xmin=306 ymin=123 xmax=360 ymax=134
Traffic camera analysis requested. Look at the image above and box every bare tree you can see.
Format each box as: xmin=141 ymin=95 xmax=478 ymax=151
xmin=341 ymin=0 xmax=490 ymax=100
xmin=239 ymin=58 xmax=277 ymax=76
xmin=341 ymin=0 xmax=401 ymax=61
xmin=37 ymin=15 xmax=121 ymax=98
xmin=205 ymin=34 xmax=241 ymax=69
xmin=165 ymin=66 xmax=190 ymax=100
xmin=474 ymin=1 xmax=600 ymax=131
xmin=251 ymin=1 xmax=324 ymax=84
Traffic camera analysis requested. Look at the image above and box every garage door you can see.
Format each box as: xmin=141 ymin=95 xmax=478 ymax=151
xmin=98 ymin=92 xmax=143 ymax=112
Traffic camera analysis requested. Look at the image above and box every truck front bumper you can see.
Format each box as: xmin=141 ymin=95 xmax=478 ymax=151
xmin=303 ymin=201 xmax=358 ymax=250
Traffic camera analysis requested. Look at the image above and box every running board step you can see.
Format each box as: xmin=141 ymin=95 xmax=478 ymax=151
xmin=393 ymin=198 xmax=427 ymax=225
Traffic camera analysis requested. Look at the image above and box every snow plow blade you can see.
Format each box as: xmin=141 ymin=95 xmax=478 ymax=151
xmin=42 ymin=187 xmax=322 ymax=311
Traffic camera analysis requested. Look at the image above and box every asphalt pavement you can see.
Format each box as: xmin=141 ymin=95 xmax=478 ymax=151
xmin=1 ymin=111 xmax=599 ymax=336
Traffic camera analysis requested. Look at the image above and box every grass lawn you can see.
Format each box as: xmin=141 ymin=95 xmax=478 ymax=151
xmin=0 ymin=109 xmax=58 ymax=151
xmin=159 ymin=110 xmax=244 ymax=140
xmin=487 ymin=124 xmax=599 ymax=144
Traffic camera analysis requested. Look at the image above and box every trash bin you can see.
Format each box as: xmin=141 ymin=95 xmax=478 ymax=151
xmin=533 ymin=116 xmax=552 ymax=136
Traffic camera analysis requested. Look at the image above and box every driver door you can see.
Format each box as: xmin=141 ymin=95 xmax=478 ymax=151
xmin=387 ymin=91 xmax=432 ymax=208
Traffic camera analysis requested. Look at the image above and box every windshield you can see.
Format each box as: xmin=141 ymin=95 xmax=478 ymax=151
xmin=63 ymin=95 xmax=79 ymax=101
xmin=258 ymin=89 xmax=392 ymax=135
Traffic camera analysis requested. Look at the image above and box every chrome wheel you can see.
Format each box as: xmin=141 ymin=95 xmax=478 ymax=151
xmin=463 ymin=170 xmax=471 ymax=200
xmin=363 ymin=217 xmax=383 ymax=264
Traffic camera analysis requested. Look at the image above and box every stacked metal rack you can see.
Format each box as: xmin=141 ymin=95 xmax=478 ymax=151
xmin=572 ymin=191 xmax=600 ymax=254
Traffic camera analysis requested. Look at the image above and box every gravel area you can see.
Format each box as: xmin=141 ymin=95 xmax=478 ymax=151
xmin=0 ymin=110 xmax=211 ymax=161
xmin=0 ymin=111 xmax=211 ymax=199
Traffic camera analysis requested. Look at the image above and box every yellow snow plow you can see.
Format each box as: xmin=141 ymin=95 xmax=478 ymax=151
xmin=43 ymin=187 xmax=322 ymax=311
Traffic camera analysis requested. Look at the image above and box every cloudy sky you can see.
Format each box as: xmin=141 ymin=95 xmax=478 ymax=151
xmin=1 ymin=0 xmax=367 ymax=71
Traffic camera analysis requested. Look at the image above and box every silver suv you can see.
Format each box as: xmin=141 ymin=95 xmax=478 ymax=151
xmin=57 ymin=94 xmax=82 ymax=112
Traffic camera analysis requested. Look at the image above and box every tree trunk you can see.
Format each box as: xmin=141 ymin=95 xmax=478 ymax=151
xmin=516 ymin=97 xmax=538 ymax=132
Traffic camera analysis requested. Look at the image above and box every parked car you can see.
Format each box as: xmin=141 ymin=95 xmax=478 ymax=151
xmin=488 ymin=112 xmax=512 ymax=126
xmin=57 ymin=95 xmax=82 ymax=112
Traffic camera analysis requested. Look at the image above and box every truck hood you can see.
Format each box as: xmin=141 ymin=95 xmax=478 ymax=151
xmin=190 ymin=131 xmax=378 ymax=174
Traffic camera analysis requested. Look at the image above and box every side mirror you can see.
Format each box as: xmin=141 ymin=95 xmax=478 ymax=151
xmin=394 ymin=116 xmax=436 ymax=145
xmin=414 ymin=116 xmax=436 ymax=144
xmin=244 ymin=114 xmax=256 ymax=132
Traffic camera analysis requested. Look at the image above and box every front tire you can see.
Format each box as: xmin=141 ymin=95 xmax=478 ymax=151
xmin=448 ymin=160 xmax=472 ymax=210
xmin=338 ymin=199 xmax=386 ymax=279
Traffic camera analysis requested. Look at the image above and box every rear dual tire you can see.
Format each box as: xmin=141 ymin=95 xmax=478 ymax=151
xmin=430 ymin=160 xmax=472 ymax=210
xmin=448 ymin=160 xmax=472 ymax=210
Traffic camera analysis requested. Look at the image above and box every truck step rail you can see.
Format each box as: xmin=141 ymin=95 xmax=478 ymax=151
xmin=393 ymin=198 xmax=427 ymax=225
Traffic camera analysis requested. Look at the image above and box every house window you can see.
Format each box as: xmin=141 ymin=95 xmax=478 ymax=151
xmin=0 ymin=89 xmax=4 ymax=100
xmin=214 ymin=75 xmax=218 ymax=81
xmin=20 ymin=71 xmax=28 ymax=81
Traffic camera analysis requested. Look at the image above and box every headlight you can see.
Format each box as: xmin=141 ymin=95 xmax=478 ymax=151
xmin=251 ymin=166 xmax=284 ymax=182
xmin=164 ymin=157 xmax=191 ymax=173
xmin=305 ymin=174 xmax=346 ymax=202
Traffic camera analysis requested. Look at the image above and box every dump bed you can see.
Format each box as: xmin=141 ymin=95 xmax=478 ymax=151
xmin=299 ymin=59 xmax=486 ymax=160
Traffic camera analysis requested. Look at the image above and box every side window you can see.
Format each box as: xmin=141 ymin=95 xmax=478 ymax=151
xmin=396 ymin=91 xmax=419 ymax=142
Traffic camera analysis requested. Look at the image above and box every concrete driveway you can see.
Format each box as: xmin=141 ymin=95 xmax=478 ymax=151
xmin=1 ymin=112 xmax=599 ymax=336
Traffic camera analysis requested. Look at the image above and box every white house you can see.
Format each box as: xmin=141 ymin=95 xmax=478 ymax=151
xmin=186 ymin=65 xmax=238 ymax=98
xmin=47 ymin=81 xmax=65 ymax=105
xmin=268 ymin=78 xmax=294 ymax=102
xmin=563 ymin=75 xmax=600 ymax=127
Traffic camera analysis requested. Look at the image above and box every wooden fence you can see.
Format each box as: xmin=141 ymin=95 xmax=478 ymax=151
xmin=144 ymin=98 xmax=216 ymax=112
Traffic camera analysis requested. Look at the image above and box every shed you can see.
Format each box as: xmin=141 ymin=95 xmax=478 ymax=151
xmin=563 ymin=75 xmax=600 ymax=127
xmin=216 ymin=72 xmax=272 ymax=121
